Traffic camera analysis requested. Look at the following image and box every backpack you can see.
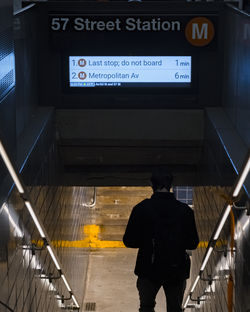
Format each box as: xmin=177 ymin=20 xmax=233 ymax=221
xmin=150 ymin=204 xmax=191 ymax=280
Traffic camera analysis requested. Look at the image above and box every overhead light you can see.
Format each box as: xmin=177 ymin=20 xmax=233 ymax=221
xmin=2 ymin=203 xmax=23 ymax=237
xmin=24 ymin=201 xmax=46 ymax=238
xmin=72 ymin=295 xmax=80 ymax=308
xmin=233 ymin=156 xmax=250 ymax=197
xmin=0 ymin=141 xmax=24 ymax=193
xmin=200 ymin=246 xmax=214 ymax=271
xmin=213 ymin=205 xmax=231 ymax=240
xmin=61 ymin=274 xmax=72 ymax=292
xmin=47 ymin=245 xmax=61 ymax=271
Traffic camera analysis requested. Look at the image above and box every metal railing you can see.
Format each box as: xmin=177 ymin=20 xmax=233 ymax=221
xmin=0 ymin=140 xmax=80 ymax=311
xmin=183 ymin=153 xmax=250 ymax=310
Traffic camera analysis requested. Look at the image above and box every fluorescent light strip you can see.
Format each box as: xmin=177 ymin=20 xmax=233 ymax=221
xmin=190 ymin=275 xmax=200 ymax=293
xmin=213 ymin=205 xmax=231 ymax=240
xmin=47 ymin=245 xmax=61 ymax=270
xmin=72 ymin=295 xmax=80 ymax=308
xmin=24 ymin=201 xmax=46 ymax=238
xmin=183 ymin=295 xmax=191 ymax=308
xmin=0 ymin=141 xmax=24 ymax=193
xmin=200 ymin=246 xmax=214 ymax=271
xmin=233 ymin=156 xmax=250 ymax=197
xmin=61 ymin=274 xmax=72 ymax=292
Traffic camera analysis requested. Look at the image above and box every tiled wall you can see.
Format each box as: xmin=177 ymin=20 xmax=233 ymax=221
xmin=187 ymin=186 xmax=250 ymax=311
xmin=0 ymin=144 xmax=63 ymax=312
xmin=0 ymin=135 xmax=91 ymax=311
xmin=234 ymin=204 xmax=250 ymax=312
xmin=191 ymin=186 xmax=231 ymax=311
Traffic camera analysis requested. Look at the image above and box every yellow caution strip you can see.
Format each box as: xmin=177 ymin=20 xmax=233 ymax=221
xmin=33 ymin=225 xmax=227 ymax=249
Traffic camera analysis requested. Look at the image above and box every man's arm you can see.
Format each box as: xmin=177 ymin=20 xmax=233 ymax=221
xmin=184 ymin=207 xmax=199 ymax=250
xmin=123 ymin=204 xmax=143 ymax=248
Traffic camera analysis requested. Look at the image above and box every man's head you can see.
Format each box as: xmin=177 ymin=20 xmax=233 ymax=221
xmin=150 ymin=168 xmax=173 ymax=192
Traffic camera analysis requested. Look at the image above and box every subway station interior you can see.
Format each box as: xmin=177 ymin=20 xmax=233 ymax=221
xmin=0 ymin=0 xmax=250 ymax=311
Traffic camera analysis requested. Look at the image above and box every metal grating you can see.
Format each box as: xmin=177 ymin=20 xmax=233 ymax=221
xmin=84 ymin=302 xmax=96 ymax=311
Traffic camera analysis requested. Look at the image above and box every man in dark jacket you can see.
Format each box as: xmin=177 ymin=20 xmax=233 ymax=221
xmin=123 ymin=170 xmax=199 ymax=312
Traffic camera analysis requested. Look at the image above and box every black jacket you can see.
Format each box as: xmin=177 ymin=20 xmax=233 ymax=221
xmin=123 ymin=192 xmax=199 ymax=281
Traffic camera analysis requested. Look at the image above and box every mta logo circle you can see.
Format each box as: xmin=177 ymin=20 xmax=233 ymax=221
xmin=185 ymin=17 xmax=215 ymax=47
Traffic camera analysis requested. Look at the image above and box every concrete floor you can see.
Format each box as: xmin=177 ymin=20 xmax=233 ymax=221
xmin=84 ymin=248 xmax=166 ymax=312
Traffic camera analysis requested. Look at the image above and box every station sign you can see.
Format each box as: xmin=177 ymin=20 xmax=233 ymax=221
xmin=49 ymin=15 xmax=216 ymax=47
xmin=50 ymin=16 xmax=182 ymax=32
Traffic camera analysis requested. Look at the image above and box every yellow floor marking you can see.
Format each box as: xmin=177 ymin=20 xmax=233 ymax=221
xmin=33 ymin=225 xmax=227 ymax=249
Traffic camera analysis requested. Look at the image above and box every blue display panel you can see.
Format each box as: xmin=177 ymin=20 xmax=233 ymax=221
xmin=69 ymin=56 xmax=191 ymax=88
xmin=0 ymin=51 xmax=15 ymax=100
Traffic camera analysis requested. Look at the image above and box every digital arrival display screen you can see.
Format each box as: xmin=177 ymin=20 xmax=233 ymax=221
xmin=69 ymin=56 xmax=192 ymax=88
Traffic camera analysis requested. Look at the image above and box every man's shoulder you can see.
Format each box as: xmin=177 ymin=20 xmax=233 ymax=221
xmin=175 ymin=200 xmax=194 ymax=216
xmin=133 ymin=198 xmax=151 ymax=209
xmin=132 ymin=198 xmax=151 ymax=215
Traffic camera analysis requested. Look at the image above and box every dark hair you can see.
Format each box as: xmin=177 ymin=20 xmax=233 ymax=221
xmin=150 ymin=168 xmax=173 ymax=192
